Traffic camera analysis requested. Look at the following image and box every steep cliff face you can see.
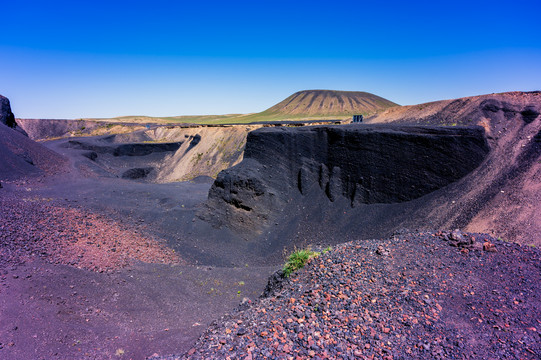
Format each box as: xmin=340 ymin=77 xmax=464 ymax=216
xmin=204 ymin=125 xmax=489 ymax=234
xmin=48 ymin=124 xmax=260 ymax=182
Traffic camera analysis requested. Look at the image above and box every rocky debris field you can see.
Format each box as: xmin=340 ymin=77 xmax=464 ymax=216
xmin=0 ymin=192 xmax=180 ymax=272
xmin=159 ymin=231 xmax=540 ymax=359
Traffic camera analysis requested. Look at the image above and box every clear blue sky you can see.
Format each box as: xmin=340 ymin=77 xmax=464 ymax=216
xmin=1 ymin=0 xmax=540 ymax=118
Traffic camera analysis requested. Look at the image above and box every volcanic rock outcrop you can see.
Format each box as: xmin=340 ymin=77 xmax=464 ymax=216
xmin=204 ymin=125 xmax=489 ymax=233
xmin=51 ymin=125 xmax=255 ymax=182
xmin=0 ymin=95 xmax=16 ymax=128
xmin=0 ymin=95 xmax=67 ymax=181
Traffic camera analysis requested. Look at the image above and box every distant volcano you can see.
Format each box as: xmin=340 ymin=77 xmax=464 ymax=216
xmin=262 ymin=89 xmax=398 ymax=117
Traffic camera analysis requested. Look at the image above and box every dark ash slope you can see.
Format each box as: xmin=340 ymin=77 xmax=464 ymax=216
xmin=202 ymin=125 xmax=489 ymax=237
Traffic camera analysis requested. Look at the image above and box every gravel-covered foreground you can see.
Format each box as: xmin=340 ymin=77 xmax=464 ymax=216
xmin=159 ymin=231 xmax=540 ymax=359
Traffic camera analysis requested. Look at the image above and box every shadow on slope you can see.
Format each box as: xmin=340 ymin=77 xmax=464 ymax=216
xmin=0 ymin=122 xmax=68 ymax=181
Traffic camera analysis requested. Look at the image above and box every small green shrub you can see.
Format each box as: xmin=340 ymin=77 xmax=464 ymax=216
xmin=283 ymin=248 xmax=320 ymax=277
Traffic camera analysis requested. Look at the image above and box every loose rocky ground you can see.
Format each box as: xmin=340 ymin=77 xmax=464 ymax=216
xmin=161 ymin=231 xmax=540 ymax=360
xmin=0 ymin=187 xmax=275 ymax=359
xmin=0 ymin=191 xmax=180 ymax=272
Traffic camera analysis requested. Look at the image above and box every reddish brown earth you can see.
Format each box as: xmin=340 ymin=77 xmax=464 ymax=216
xmin=167 ymin=231 xmax=541 ymax=360
xmin=0 ymin=192 xmax=180 ymax=272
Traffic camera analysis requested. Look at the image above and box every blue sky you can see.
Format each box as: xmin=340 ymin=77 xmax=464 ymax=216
xmin=1 ymin=0 xmax=540 ymax=118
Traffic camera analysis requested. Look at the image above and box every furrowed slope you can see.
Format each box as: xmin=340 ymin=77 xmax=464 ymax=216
xmin=240 ymin=90 xmax=397 ymax=122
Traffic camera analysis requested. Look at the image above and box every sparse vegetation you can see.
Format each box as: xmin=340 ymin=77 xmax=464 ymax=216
xmin=283 ymin=247 xmax=320 ymax=277
xmin=192 ymin=152 xmax=204 ymax=165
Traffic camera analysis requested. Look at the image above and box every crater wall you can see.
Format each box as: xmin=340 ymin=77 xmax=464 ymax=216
xmin=204 ymin=125 xmax=489 ymax=233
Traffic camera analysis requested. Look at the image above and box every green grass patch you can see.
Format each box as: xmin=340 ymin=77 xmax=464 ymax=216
xmin=82 ymin=112 xmax=353 ymax=125
xmin=283 ymin=248 xmax=320 ymax=277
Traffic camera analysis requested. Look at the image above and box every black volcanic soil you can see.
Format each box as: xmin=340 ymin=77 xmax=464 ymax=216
xmin=0 ymin=184 xmax=276 ymax=359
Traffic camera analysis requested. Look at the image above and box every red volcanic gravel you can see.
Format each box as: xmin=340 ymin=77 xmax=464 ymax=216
xmin=165 ymin=231 xmax=541 ymax=360
xmin=0 ymin=193 xmax=181 ymax=272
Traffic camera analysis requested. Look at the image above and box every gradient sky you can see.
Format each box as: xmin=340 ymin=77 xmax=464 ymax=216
xmin=1 ymin=0 xmax=540 ymax=118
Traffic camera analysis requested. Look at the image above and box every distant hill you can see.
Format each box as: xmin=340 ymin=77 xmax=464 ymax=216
xmin=235 ymin=90 xmax=397 ymax=123
xmin=260 ymin=90 xmax=398 ymax=118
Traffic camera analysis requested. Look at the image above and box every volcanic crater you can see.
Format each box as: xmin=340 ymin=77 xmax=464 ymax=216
xmin=1 ymin=90 xmax=540 ymax=359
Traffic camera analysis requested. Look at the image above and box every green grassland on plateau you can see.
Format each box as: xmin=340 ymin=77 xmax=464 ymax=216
xmin=81 ymin=90 xmax=398 ymax=125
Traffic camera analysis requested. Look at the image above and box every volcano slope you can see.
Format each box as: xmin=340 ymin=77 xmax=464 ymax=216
xmin=366 ymin=91 xmax=541 ymax=246
xmin=238 ymin=90 xmax=398 ymax=123
xmin=37 ymin=89 xmax=396 ymax=125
